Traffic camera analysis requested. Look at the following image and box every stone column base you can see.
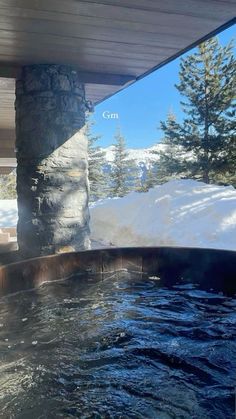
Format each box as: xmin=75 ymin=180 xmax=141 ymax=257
xmin=15 ymin=65 xmax=90 ymax=257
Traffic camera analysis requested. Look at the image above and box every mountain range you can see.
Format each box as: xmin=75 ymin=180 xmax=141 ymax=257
xmin=101 ymin=144 xmax=164 ymax=168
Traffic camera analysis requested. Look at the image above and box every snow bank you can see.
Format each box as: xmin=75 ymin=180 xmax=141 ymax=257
xmin=0 ymin=180 xmax=235 ymax=251
xmin=0 ymin=200 xmax=17 ymax=228
xmin=90 ymin=180 xmax=236 ymax=251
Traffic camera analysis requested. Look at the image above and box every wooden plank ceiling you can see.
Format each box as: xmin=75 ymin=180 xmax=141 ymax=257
xmin=0 ymin=0 xmax=235 ymax=165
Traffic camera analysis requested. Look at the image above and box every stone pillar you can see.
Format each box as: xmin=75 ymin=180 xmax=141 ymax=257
xmin=15 ymin=65 xmax=90 ymax=257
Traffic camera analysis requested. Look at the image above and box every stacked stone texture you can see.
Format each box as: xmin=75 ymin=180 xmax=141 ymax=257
xmin=15 ymin=64 xmax=90 ymax=257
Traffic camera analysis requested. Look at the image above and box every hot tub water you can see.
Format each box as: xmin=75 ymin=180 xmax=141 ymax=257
xmin=0 ymin=272 xmax=235 ymax=418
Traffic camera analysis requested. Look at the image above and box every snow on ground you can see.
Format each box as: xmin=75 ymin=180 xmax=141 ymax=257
xmin=0 ymin=180 xmax=235 ymax=251
xmin=90 ymin=180 xmax=236 ymax=251
xmin=0 ymin=200 xmax=17 ymax=228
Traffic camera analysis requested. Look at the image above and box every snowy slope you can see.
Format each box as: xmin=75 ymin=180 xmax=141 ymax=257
xmin=0 ymin=180 xmax=235 ymax=251
xmin=90 ymin=180 xmax=236 ymax=251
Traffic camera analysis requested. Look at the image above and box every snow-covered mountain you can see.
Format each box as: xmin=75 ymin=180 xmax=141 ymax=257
xmin=101 ymin=143 xmax=192 ymax=184
xmin=101 ymin=143 xmax=167 ymax=183
xmin=102 ymin=144 xmax=165 ymax=167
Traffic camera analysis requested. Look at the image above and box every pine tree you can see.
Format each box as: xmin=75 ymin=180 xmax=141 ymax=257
xmin=160 ymin=37 xmax=236 ymax=185
xmin=141 ymin=161 xmax=159 ymax=191
xmin=157 ymin=112 xmax=190 ymax=184
xmin=86 ymin=120 xmax=107 ymax=201
xmin=110 ymin=129 xmax=134 ymax=197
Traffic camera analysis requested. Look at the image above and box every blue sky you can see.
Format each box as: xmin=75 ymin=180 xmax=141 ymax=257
xmin=91 ymin=25 xmax=235 ymax=149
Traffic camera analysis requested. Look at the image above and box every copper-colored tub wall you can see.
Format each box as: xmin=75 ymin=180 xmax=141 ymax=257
xmin=0 ymin=247 xmax=235 ymax=297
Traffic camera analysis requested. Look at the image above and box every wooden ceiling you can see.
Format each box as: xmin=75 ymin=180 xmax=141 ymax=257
xmin=0 ymin=0 xmax=235 ymax=166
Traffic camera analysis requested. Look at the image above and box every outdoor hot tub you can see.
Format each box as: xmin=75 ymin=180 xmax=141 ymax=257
xmin=0 ymin=247 xmax=236 ymax=418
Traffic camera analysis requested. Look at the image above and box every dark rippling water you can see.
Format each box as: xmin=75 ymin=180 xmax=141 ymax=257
xmin=0 ymin=272 xmax=236 ymax=418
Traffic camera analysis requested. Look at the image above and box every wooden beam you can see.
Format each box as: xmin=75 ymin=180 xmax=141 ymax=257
xmin=0 ymin=1 xmax=234 ymax=32
xmin=0 ymin=64 xmax=20 ymax=78
xmin=0 ymin=129 xmax=15 ymax=145
xmin=0 ymin=148 xmax=15 ymax=158
xmin=0 ymin=167 xmax=14 ymax=174
xmin=0 ymin=64 xmax=135 ymax=85
xmin=80 ymin=72 xmax=135 ymax=86
xmin=0 ymin=157 xmax=16 ymax=167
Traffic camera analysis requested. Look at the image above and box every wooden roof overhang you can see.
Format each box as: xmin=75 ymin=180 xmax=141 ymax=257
xmin=0 ymin=0 xmax=235 ymax=169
